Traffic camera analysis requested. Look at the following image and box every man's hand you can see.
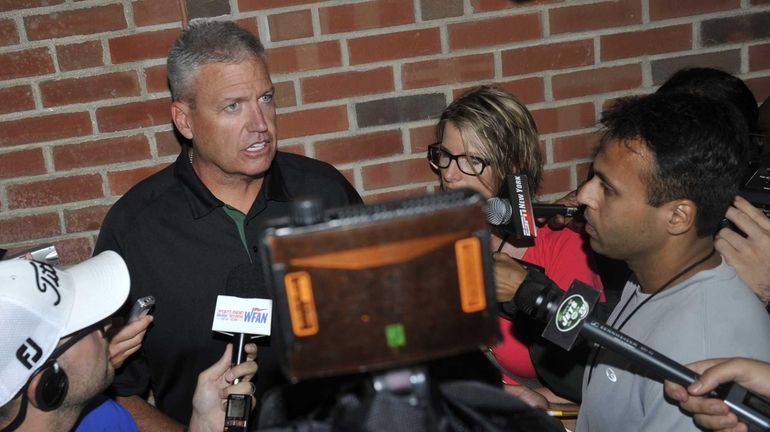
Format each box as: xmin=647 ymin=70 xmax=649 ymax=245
xmin=109 ymin=315 xmax=153 ymax=368
xmin=715 ymin=196 xmax=770 ymax=304
xmin=493 ymin=252 xmax=527 ymax=302
xmin=664 ymin=358 xmax=770 ymax=432
xmin=189 ymin=343 xmax=258 ymax=432
xmin=536 ymin=189 xmax=585 ymax=232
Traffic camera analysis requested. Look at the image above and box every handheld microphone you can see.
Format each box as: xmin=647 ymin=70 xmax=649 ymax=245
xmin=486 ymin=197 xmax=580 ymax=223
xmin=512 ymin=275 xmax=770 ymax=431
xmin=484 ymin=175 xmax=581 ymax=240
xmin=214 ymin=264 xmax=273 ymax=432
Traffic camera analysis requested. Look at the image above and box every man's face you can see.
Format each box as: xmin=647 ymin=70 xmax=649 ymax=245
xmin=577 ymin=139 xmax=668 ymax=262
xmin=173 ymin=56 xmax=277 ymax=185
xmin=57 ymin=326 xmax=113 ymax=407
xmin=437 ymin=121 xmax=496 ymax=198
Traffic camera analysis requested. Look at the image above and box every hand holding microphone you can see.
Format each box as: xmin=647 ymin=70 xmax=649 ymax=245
xmin=512 ymin=270 xmax=770 ymax=431
xmin=212 ymin=263 xmax=273 ymax=432
xmin=485 ymin=175 xmax=581 ymax=240
xmin=665 ymin=358 xmax=770 ymax=432
xmin=189 ymin=343 xmax=258 ymax=432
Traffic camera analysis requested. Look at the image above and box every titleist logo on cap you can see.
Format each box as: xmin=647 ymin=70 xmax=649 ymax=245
xmin=30 ymin=261 xmax=62 ymax=306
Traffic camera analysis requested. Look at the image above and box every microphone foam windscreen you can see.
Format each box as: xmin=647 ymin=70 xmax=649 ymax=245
xmin=485 ymin=197 xmax=512 ymax=225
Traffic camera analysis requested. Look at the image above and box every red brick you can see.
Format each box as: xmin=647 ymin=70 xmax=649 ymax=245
xmin=54 ymin=237 xmax=93 ymax=265
xmin=650 ymin=0 xmax=739 ymax=20
xmin=108 ymin=164 xmax=168 ymax=196
xmin=550 ymin=0 xmax=641 ymax=34
xmin=64 ymin=205 xmax=111 ymax=233
xmin=540 ymin=166 xmax=571 ymax=195
xmin=402 ymin=54 xmax=494 ymax=89
xmin=531 ymin=103 xmax=595 ymax=135
xmin=96 ymin=98 xmax=171 ymax=132
xmin=145 ymin=64 xmax=169 ymax=94
xmin=502 ymin=39 xmax=593 ymax=76
xmin=348 ymin=28 xmax=441 ymax=65
xmin=750 ymin=43 xmax=770 ymax=71
xmin=553 ymin=132 xmax=600 ymax=163
xmin=234 ymin=17 xmax=259 ymax=37
xmin=239 ymin=0 xmax=319 ymax=10
xmin=24 ymin=4 xmax=126 ymax=40
xmin=746 ymin=76 xmax=770 ymax=105
xmin=302 ymin=67 xmax=394 ymax=103
xmin=0 ymin=213 xmax=60 ymax=244
xmin=364 ymin=186 xmax=430 ymax=204
xmin=576 ymin=162 xmax=592 ymax=184
xmin=7 ymin=174 xmax=103 ymax=209
xmin=155 ymin=130 xmax=182 ymax=157
xmin=454 ymin=77 xmax=546 ymax=105
xmin=448 ymin=13 xmax=541 ymax=50
xmin=0 ymin=47 xmax=54 ymax=81
xmin=340 ymin=168 xmax=355 ymax=186
xmin=0 ymin=148 xmax=45 ymax=179
xmin=0 ymin=18 xmax=18 ymax=46
xmin=601 ymin=25 xmax=692 ymax=61
xmin=501 ymin=77 xmax=546 ymax=105
xmin=314 ymin=130 xmax=402 ymax=165
xmin=421 ymin=0 xmax=463 ymax=20
xmin=53 ymin=135 xmax=151 ymax=170
xmin=0 ymin=0 xmax=64 ymax=12
xmin=41 ymin=71 xmax=140 ymax=107
xmin=109 ymin=28 xmax=180 ymax=64
xmin=362 ymin=158 xmax=436 ymax=190
xmin=278 ymin=106 xmax=348 ymax=139
xmin=274 ymin=81 xmax=296 ymax=108
xmin=0 ymin=85 xmax=34 ymax=115
xmin=553 ymin=64 xmax=642 ymax=100
xmin=319 ymin=0 xmax=414 ymax=34
xmin=133 ymin=0 xmax=182 ymax=26
xmin=57 ymin=40 xmax=103 ymax=71
xmin=267 ymin=41 xmax=342 ymax=74
xmin=409 ymin=125 xmax=436 ymax=153
xmin=0 ymin=112 xmax=92 ymax=147
xmin=269 ymin=9 xmax=313 ymax=41
xmin=470 ymin=0 xmax=560 ymax=11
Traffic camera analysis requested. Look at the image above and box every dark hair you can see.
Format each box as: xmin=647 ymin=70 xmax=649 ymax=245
xmin=599 ymin=92 xmax=750 ymax=236
xmin=167 ymin=21 xmax=266 ymax=104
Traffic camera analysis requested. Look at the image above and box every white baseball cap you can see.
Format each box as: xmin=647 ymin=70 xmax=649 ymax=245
xmin=0 ymin=251 xmax=130 ymax=406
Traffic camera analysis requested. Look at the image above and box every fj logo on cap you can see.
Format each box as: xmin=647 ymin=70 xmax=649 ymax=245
xmin=30 ymin=261 xmax=61 ymax=306
xmin=16 ymin=337 xmax=43 ymax=369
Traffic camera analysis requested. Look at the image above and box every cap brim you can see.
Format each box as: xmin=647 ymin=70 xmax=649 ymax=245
xmin=62 ymin=250 xmax=130 ymax=335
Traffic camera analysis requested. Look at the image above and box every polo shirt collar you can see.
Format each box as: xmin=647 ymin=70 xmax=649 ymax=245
xmin=174 ymin=144 xmax=292 ymax=219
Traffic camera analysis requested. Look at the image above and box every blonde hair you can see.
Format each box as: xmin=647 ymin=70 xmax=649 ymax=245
xmin=437 ymin=86 xmax=542 ymax=195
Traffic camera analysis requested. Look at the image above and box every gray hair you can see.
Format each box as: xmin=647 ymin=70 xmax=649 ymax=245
xmin=167 ymin=21 xmax=266 ymax=104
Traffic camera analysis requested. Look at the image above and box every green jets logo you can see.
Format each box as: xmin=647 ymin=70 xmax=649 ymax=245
xmin=555 ymin=294 xmax=589 ymax=332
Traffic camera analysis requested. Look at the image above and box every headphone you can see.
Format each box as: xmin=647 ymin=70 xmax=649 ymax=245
xmin=29 ymin=360 xmax=68 ymax=411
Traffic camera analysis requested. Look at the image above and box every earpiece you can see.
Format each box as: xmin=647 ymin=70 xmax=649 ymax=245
xmin=31 ymin=361 xmax=68 ymax=411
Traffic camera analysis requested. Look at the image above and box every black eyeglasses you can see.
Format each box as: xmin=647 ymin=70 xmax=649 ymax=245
xmin=427 ymin=143 xmax=490 ymax=176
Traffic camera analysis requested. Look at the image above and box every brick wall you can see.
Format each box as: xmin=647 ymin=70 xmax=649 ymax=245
xmin=1 ymin=0 xmax=769 ymax=264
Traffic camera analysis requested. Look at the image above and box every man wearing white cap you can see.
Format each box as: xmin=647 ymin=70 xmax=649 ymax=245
xmin=0 ymin=251 xmax=257 ymax=432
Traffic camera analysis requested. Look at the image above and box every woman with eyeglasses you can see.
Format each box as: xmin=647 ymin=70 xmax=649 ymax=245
xmin=428 ymin=86 xmax=604 ymax=407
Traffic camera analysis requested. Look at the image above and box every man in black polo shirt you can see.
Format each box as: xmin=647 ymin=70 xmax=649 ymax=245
xmin=94 ymin=21 xmax=361 ymax=430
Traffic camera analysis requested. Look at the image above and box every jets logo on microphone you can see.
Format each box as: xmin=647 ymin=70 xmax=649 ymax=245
xmin=555 ymin=294 xmax=589 ymax=332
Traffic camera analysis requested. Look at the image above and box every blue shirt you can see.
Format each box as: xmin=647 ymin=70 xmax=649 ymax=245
xmin=74 ymin=395 xmax=138 ymax=432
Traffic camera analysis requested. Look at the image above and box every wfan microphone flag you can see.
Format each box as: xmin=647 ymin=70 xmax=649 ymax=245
xmin=258 ymin=189 xmax=500 ymax=382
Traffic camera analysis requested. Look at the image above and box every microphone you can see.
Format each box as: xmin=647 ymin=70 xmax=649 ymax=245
xmin=214 ymin=264 xmax=273 ymax=432
xmin=512 ymin=274 xmax=770 ymax=430
xmin=486 ymin=197 xmax=580 ymax=223
xmin=484 ymin=175 xmax=580 ymax=240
